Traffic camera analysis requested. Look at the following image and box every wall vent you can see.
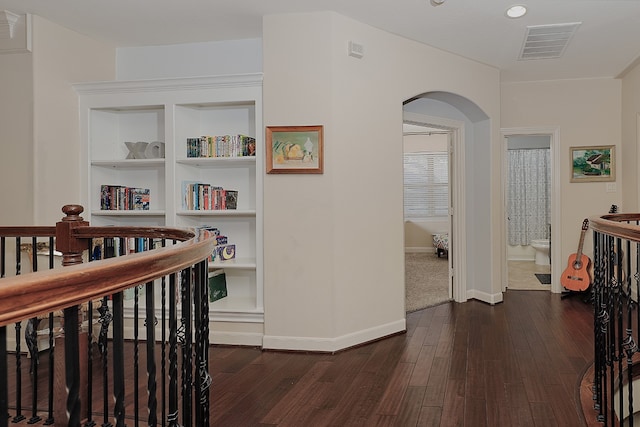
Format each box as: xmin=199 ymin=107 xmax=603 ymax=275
xmin=518 ymin=22 xmax=581 ymax=60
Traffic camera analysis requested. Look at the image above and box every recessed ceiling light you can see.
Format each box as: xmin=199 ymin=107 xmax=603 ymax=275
xmin=506 ymin=5 xmax=527 ymax=19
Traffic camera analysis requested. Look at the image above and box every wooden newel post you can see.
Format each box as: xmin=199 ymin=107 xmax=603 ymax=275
xmin=54 ymin=204 xmax=90 ymax=426
xmin=55 ymin=204 xmax=89 ymax=267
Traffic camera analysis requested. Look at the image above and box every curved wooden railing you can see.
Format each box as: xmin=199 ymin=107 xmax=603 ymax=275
xmin=0 ymin=205 xmax=217 ymax=427
xmin=589 ymin=212 xmax=640 ymax=426
xmin=0 ymin=227 xmax=214 ymax=326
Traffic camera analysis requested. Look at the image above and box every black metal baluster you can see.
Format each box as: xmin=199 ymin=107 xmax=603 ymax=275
xmin=98 ymin=298 xmax=112 ymax=427
xmin=593 ymin=231 xmax=606 ymax=423
xmin=613 ymin=238 xmax=625 ymax=427
xmin=112 ymin=292 xmax=126 ymax=427
xmin=194 ymin=260 xmax=210 ymax=427
xmin=64 ymin=305 xmax=81 ymax=426
xmin=13 ymin=237 xmax=25 ymax=423
xmin=146 ymin=278 xmax=158 ymax=426
xmin=168 ymin=272 xmax=178 ymax=427
xmin=134 ymin=282 xmax=140 ymax=427
xmin=181 ymin=268 xmax=193 ymax=427
xmin=25 ymin=317 xmax=41 ymax=425
xmin=26 ymin=236 xmax=41 ymax=425
xmin=85 ymin=298 xmax=96 ymax=427
xmin=608 ymin=235 xmax=617 ymax=427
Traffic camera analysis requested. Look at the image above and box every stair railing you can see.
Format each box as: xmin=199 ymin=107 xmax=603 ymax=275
xmin=590 ymin=212 xmax=640 ymax=426
xmin=0 ymin=205 xmax=217 ymax=427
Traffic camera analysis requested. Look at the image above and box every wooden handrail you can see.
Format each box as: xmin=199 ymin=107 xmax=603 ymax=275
xmin=590 ymin=213 xmax=640 ymax=242
xmin=0 ymin=226 xmax=55 ymax=237
xmin=0 ymin=226 xmax=216 ymax=327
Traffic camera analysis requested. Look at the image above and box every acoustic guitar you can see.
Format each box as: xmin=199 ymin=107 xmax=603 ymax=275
xmin=560 ymin=218 xmax=592 ymax=292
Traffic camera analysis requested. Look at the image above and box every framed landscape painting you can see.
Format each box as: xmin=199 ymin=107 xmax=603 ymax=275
xmin=570 ymin=145 xmax=615 ymax=182
xmin=266 ymin=125 xmax=323 ymax=174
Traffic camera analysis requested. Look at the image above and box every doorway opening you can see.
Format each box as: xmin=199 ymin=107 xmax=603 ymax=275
xmin=501 ymin=128 xmax=561 ymax=293
xmin=402 ymin=122 xmax=452 ymax=311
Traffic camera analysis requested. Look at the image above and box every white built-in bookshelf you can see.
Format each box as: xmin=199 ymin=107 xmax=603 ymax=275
xmin=74 ymin=74 xmax=264 ymax=345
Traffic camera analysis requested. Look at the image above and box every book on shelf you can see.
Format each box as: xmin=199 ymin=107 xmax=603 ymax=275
xmin=208 ymin=269 xmax=228 ymax=302
xmin=100 ymin=185 xmax=150 ymax=211
xmin=181 ymin=181 xmax=237 ymax=210
xmin=186 ymin=134 xmax=256 ymax=158
xmin=225 ymin=190 xmax=238 ymax=210
xmin=213 ymin=244 xmax=236 ymax=262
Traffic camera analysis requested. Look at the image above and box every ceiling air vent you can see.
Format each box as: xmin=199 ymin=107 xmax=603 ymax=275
xmin=518 ymin=22 xmax=581 ymax=60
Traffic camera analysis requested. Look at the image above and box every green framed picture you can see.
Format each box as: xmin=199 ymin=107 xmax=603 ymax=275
xmin=570 ymin=145 xmax=615 ymax=182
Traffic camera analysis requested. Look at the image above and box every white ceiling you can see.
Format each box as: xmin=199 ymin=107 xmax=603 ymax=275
xmin=2 ymin=0 xmax=640 ymax=82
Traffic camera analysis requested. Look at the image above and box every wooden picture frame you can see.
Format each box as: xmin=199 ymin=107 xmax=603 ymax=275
xmin=570 ymin=145 xmax=615 ymax=182
xmin=266 ymin=125 xmax=323 ymax=174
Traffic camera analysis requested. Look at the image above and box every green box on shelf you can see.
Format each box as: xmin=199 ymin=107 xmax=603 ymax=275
xmin=208 ymin=269 xmax=228 ymax=302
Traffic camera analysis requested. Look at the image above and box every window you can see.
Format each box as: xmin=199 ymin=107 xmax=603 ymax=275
xmin=403 ymin=151 xmax=449 ymax=219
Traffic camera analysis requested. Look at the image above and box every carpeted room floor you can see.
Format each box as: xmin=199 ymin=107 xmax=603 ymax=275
xmin=405 ymin=252 xmax=451 ymax=312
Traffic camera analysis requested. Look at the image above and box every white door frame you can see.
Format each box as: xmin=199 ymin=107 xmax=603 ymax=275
xmin=500 ymin=127 xmax=562 ymax=294
xmin=404 ymin=112 xmax=467 ymax=302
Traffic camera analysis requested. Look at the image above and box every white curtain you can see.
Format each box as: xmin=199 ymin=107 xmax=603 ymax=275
xmin=508 ymin=148 xmax=551 ymax=246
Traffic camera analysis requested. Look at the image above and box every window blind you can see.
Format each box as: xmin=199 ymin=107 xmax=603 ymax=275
xmin=403 ymin=151 xmax=449 ymax=219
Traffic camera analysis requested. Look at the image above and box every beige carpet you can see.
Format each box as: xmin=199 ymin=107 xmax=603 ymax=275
xmin=405 ymin=252 xmax=451 ymax=312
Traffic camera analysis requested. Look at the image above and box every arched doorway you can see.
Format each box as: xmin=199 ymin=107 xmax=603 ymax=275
xmin=403 ymin=92 xmax=500 ymax=305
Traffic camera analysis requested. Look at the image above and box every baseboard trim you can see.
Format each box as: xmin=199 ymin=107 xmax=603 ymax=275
xmin=262 ymin=318 xmax=406 ymax=352
xmin=210 ymin=331 xmax=264 ymax=346
xmin=466 ymin=289 xmax=503 ymax=305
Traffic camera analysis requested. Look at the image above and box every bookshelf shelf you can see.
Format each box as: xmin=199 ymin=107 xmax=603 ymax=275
xmin=75 ymin=74 xmax=264 ymax=345
xmin=92 ymin=159 xmax=165 ymax=169
xmin=210 ymin=257 xmax=257 ymax=270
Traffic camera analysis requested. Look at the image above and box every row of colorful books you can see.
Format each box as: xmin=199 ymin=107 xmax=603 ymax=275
xmin=186 ymin=134 xmax=256 ymax=158
xmin=100 ymin=185 xmax=150 ymax=210
xmin=182 ymin=181 xmax=237 ymax=211
xmin=92 ymin=236 xmax=161 ymax=260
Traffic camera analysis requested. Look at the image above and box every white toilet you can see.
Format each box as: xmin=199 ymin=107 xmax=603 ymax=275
xmin=531 ymin=239 xmax=551 ymax=265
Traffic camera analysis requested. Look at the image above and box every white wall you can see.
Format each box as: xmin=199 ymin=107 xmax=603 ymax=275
xmin=0 ymin=52 xmax=33 ymax=225
xmin=501 ymin=78 xmax=622 ymax=264
xmin=31 ymin=16 xmax=116 ymax=225
xmin=116 ymin=39 xmax=262 ymax=80
xmin=263 ymin=11 xmax=500 ymax=351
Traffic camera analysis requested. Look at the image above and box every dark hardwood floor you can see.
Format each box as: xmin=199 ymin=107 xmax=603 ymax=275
xmin=211 ymin=290 xmax=594 ymax=426
xmin=6 ymin=290 xmax=596 ymax=426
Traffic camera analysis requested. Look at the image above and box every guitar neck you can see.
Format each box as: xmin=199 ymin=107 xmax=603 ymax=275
xmin=575 ymin=218 xmax=589 ymax=260
xmin=576 ymin=230 xmax=587 ymax=259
